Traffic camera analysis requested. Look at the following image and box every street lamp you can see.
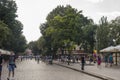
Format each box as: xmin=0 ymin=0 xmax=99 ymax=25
xmin=95 ymin=26 xmax=98 ymax=54
xmin=67 ymin=42 xmax=73 ymax=65
xmin=113 ymin=39 xmax=116 ymax=46
xmin=64 ymin=43 xmax=67 ymax=55
xmin=113 ymin=39 xmax=118 ymax=65
xmin=51 ymin=47 xmax=53 ymax=58
xmin=49 ymin=47 xmax=53 ymax=64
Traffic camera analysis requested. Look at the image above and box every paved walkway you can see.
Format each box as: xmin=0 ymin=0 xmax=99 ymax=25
xmin=1 ymin=60 xmax=101 ymax=80
xmin=54 ymin=60 xmax=120 ymax=80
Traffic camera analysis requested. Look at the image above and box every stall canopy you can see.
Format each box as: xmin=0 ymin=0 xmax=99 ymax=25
xmin=100 ymin=45 xmax=120 ymax=65
xmin=0 ymin=49 xmax=11 ymax=55
xmin=100 ymin=46 xmax=119 ymax=53
xmin=114 ymin=45 xmax=120 ymax=52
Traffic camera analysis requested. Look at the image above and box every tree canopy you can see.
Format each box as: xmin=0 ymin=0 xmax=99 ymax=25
xmin=39 ymin=5 xmax=95 ymax=55
xmin=38 ymin=5 xmax=120 ymax=55
xmin=0 ymin=21 xmax=11 ymax=48
xmin=0 ymin=0 xmax=27 ymax=53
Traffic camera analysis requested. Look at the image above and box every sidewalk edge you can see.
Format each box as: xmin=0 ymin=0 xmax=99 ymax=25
xmin=54 ymin=62 xmax=115 ymax=80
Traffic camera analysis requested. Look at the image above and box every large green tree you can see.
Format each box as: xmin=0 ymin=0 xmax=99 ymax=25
xmin=96 ymin=16 xmax=112 ymax=51
xmin=96 ymin=16 xmax=120 ymax=51
xmin=0 ymin=21 xmax=11 ymax=48
xmin=0 ymin=0 xmax=17 ymax=25
xmin=82 ymin=22 xmax=97 ymax=53
xmin=0 ymin=0 xmax=26 ymax=53
xmin=40 ymin=5 xmax=92 ymax=55
xmin=27 ymin=41 xmax=40 ymax=55
xmin=108 ymin=16 xmax=120 ymax=45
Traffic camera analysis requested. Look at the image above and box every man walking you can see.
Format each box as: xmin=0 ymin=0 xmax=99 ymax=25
xmin=81 ymin=56 xmax=85 ymax=70
xmin=0 ymin=51 xmax=4 ymax=80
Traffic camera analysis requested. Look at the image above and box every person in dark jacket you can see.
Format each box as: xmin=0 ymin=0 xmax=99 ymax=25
xmin=81 ymin=56 xmax=85 ymax=70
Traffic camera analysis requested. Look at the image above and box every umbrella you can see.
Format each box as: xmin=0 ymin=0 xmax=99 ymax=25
xmin=114 ymin=45 xmax=120 ymax=52
xmin=0 ymin=49 xmax=11 ymax=55
xmin=100 ymin=46 xmax=119 ymax=53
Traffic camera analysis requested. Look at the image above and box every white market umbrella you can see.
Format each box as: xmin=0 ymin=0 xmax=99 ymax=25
xmin=100 ymin=46 xmax=119 ymax=53
xmin=114 ymin=45 xmax=120 ymax=52
xmin=0 ymin=49 xmax=11 ymax=55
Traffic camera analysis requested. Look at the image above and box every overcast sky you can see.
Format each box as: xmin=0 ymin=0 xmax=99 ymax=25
xmin=15 ymin=0 xmax=120 ymax=42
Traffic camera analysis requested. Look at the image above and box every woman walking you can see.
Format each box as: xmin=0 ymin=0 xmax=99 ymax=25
xmin=97 ymin=55 xmax=101 ymax=68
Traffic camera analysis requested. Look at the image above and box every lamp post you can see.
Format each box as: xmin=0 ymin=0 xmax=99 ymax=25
xmin=64 ymin=43 xmax=67 ymax=55
xmin=95 ymin=25 xmax=99 ymax=57
xmin=67 ymin=42 xmax=73 ymax=65
xmin=51 ymin=47 xmax=53 ymax=58
xmin=113 ymin=39 xmax=117 ymax=65
xmin=50 ymin=47 xmax=53 ymax=64
xmin=113 ymin=39 xmax=116 ymax=46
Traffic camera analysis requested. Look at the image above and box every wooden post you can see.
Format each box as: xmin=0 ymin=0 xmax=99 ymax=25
xmin=116 ymin=53 xmax=117 ymax=65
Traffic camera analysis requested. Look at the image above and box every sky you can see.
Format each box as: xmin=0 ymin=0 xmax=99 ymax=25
xmin=15 ymin=0 xmax=120 ymax=43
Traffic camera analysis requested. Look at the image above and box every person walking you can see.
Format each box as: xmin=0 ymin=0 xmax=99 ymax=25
xmin=97 ymin=55 xmax=101 ymax=68
xmin=109 ymin=53 xmax=113 ymax=67
xmin=7 ymin=51 xmax=16 ymax=80
xmin=104 ymin=55 xmax=108 ymax=67
xmin=81 ymin=56 xmax=85 ymax=70
xmin=0 ymin=51 xmax=4 ymax=80
xmin=36 ymin=55 xmax=40 ymax=64
xmin=67 ymin=54 xmax=71 ymax=65
xmin=89 ymin=56 xmax=93 ymax=64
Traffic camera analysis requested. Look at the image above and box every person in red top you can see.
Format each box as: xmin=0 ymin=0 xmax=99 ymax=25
xmin=97 ymin=55 xmax=102 ymax=68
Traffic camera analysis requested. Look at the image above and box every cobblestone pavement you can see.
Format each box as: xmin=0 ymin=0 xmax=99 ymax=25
xmin=54 ymin=61 xmax=120 ymax=80
xmin=1 ymin=60 xmax=101 ymax=80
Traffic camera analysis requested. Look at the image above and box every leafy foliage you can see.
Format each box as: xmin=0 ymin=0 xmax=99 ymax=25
xmin=0 ymin=21 xmax=11 ymax=48
xmin=0 ymin=0 xmax=27 ymax=53
xmin=39 ymin=5 xmax=93 ymax=55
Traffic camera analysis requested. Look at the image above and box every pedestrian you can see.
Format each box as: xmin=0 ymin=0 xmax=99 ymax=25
xmin=72 ymin=56 xmax=75 ymax=63
xmin=81 ymin=56 xmax=85 ymax=70
xmin=7 ymin=51 xmax=16 ymax=80
xmin=109 ymin=53 xmax=113 ymax=67
xmin=0 ymin=51 xmax=4 ymax=80
xmin=104 ymin=55 xmax=108 ymax=67
xmin=89 ymin=56 xmax=93 ymax=64
xmin=97 ymin=55 xmax=101 ymax=68
xmin=76 ymin=56 xmax=79 ymax=63
xmin=36 ymin=55 xmax=40 ymax=64
xmin=67 ymin=54 xmax=70 ymax=65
